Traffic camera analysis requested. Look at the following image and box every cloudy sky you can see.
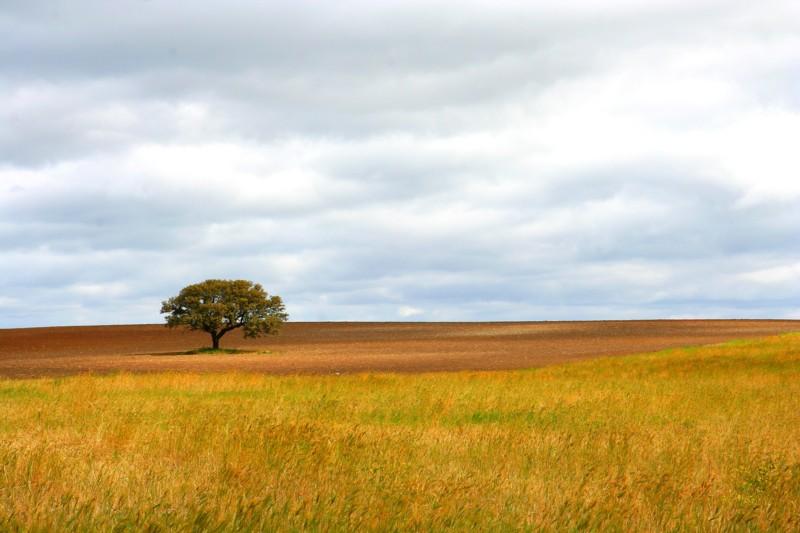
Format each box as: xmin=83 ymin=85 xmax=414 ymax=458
xmin=1 ymin=0 xmax=799 ymax=327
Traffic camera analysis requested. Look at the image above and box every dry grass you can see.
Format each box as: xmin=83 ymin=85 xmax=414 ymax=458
xmin=2 ymin=334 xmax=800 ymax=530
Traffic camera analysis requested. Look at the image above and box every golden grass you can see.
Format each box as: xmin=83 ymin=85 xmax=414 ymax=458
xmin=2 ymin=334 xmax=800 ymax=531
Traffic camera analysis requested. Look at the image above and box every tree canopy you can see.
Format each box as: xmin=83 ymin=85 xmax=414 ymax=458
xmin=160 ymin=279 xmax=288 ymax=349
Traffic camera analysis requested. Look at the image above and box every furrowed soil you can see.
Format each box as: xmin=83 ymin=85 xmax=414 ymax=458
xmin=1 ymin=320 xmax=798 ymax=378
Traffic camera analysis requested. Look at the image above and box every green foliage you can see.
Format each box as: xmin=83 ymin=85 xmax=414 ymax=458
xmin=160 ymin=279 xmax=287 ymax=348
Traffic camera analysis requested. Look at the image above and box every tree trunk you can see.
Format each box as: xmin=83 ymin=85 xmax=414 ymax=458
xmin=211 ymin=333 xmax=220 ymax=350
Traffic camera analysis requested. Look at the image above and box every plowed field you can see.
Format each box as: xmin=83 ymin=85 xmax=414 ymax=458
xmin=1 ymin=320 xmax=798 ymax=378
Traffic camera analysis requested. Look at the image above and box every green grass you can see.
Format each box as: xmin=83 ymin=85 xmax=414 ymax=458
xmin=2 ymin=334 xmax=800 ymax=530
xmin=160 ymin=347 xmax=273 ymax=355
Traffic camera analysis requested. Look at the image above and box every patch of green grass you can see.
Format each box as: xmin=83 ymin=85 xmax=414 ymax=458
xmin=0 ymin=386 xmax=47 ymax=399
xmin=1 ymin=333 xmax=800 ymax=530
xmin=178 ymin=347 xmax=272 ymax=355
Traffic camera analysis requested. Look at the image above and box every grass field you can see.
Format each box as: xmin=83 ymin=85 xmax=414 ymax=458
xmin=2 ymin=334 xmax=800 ymax=531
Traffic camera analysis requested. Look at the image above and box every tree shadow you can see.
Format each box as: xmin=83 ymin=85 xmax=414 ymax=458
xmin=142 ymin=348 xmax=272 ymax=356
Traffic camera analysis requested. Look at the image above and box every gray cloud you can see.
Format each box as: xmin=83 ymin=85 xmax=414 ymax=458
xmin=2 ymin=0 xmax=800 ymax=327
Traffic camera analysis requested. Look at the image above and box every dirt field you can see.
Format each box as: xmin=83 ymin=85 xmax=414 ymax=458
xmin=1 ymin=320 xmax=798 ymax=378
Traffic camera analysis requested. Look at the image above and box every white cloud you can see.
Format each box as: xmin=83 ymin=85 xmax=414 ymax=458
xmin=398 ymin=306 xmax=424 ymax=318
xmin=1 ymin=0 xmax=800 ymax=326
xmin=739 ymin=264 xmax=800 ymax=285
xmin=0 ymin=297 xmax=19 ymax=308
xmin=68 ymin=282 xmax=129 ymax=298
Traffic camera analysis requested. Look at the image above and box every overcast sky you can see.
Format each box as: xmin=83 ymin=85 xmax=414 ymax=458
xmin=1 ymin=0 xmax=799 ymax=327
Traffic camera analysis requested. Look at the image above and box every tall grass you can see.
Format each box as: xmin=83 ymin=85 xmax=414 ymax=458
xmin=2 ymin=334 xmax=800 ymax=530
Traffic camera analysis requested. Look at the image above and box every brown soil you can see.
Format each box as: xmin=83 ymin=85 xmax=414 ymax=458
xmin=1 ymin=320 xmax=798 ymax=379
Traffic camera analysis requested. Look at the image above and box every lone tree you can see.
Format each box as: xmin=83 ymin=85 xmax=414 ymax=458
xmin=161 ymin=279 xmax=288 ymax=349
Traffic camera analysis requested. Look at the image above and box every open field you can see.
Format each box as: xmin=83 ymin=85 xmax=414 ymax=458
xmin=1 ymin=320 xmax=799 ymax=378
xmin=2 ymin=334 xmax=800 ymax=530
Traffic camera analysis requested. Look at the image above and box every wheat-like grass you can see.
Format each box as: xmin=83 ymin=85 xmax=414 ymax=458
xmin=1 ymin=334 xmax=800 ymax=530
